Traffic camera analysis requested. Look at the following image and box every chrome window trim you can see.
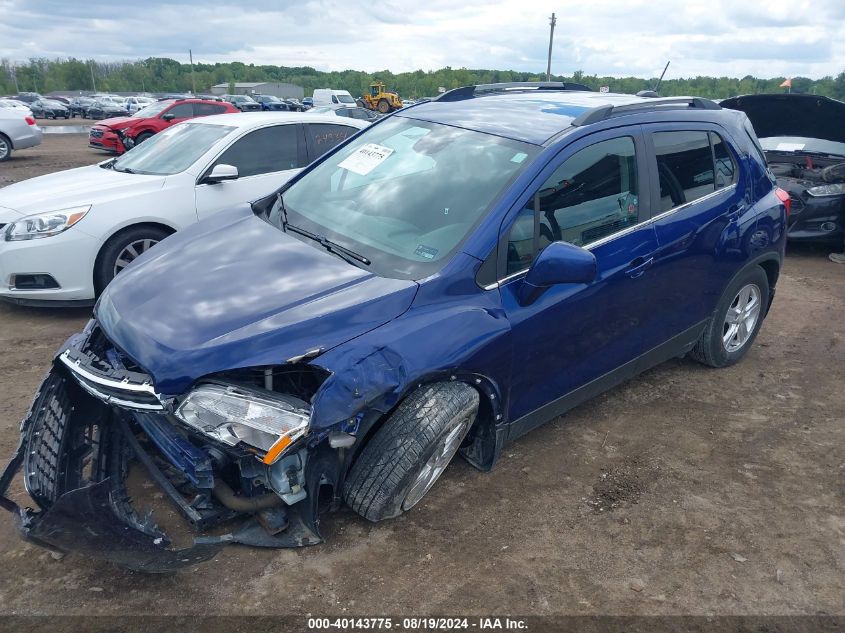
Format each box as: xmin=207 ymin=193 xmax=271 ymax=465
xmin=484 ymin=183 xmax=737 ymax=291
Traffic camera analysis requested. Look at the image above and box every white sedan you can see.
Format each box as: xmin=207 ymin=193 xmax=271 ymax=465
xmin=0 ymin=112 xmax=368 ymax=305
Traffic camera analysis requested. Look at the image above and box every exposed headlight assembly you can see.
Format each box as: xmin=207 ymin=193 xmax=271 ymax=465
xmin=807 ymin=183 xmax=845 ymax=197
xmin=175 ymin=384 xmax=310 ymax=464
xmin=4 ymin=205 xmax=91 ymax=241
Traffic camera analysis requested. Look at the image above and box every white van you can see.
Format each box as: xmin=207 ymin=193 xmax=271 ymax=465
xmin=312 ymin=89 xmax=357 ymax=108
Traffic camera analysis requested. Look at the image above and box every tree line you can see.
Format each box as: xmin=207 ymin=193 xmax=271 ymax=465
xmin=2 ymin=57 xmax=844 ymax=101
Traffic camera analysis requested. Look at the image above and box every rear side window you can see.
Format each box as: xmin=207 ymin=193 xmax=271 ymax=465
xmin=211 ymin=125 xmax=299 ymax=177
xmin=653 ymin=130 xmax=738 ymax=212
xmin=505 ymin=136 xmax=640 ymax=275
xmin=306 ymin=123 xmax=356 ymax=156
xmin=194 ymin=103 xmax=227 ymax=116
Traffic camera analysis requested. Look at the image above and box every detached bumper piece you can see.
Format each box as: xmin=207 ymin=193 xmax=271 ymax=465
xmin=0 ymin=363 xmax=327 ymax=572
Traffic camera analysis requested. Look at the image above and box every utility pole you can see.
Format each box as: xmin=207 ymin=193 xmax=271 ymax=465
xmin=189 ymin=49 xmax=196 ymax=95
xmin=11 ymin=65 xmax=19 ymax=94
xmin=546 ymin=13 xmax=557 ymax=82
xmin=89 ymin=61 xmax=97 ymax=93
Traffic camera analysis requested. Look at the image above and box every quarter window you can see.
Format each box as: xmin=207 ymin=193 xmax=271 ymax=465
xmin=211 ymin=125 xmax=299 ymax=178
xmin=505 ymin=136 xmax=639 ymax=275
xmin=711 ymin=132 xmax=737 ymax=189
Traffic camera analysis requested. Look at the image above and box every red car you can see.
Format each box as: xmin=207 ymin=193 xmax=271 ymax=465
xmin=88 ymin=98 xmax=239 ymax=154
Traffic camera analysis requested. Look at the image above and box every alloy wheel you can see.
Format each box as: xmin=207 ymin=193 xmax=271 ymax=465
xmin=0 ymin=138 xmax=9 ymax=160
xmin=113 ymin=238 xmax=159 ymax=277
xmin=402 ymin=414 xmax=472 ymax=511
xmin=722 ymin=283 xmax=761 ymax=353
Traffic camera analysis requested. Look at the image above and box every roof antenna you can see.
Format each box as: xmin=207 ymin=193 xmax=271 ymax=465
xmin=653 ymin=60 xmax=671 ymax=94
xmin=637 ymin=61 xmax=670 ymax=98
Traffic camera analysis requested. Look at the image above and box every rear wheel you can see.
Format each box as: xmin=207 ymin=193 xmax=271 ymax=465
xmin=344 ymin=382 xmax=479 ymax=522
xmin=0 ymin=134 xmax=11 ymax=162
xmin=94 ymin=226 xmax=170 ymax=294
xmin=690 ymin=266 xmax=769 ymax=368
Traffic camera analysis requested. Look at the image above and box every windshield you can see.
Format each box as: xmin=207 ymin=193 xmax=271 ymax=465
xmin=234 ymin=96 xmax=256 ymax=103
xmin=133 ymin=100 xmax=171 ymax=118
xmin=760 ymin=136 xmax=845 ymax=158
xmin=42 ymin=100 xmax=63 ymax=107
xmin=112 ymin=122 xmax=235 ymax=175
xmin=336 ymin=94 xmax=355 ymax=104
xmin=279 ymin=116 xmax=538 ymax=279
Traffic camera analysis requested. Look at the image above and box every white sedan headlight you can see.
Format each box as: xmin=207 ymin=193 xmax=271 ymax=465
xmin=4 ymin=205 xmax=91 ymax=241
xmin=175 ymin=384 xmax=310 ymax=464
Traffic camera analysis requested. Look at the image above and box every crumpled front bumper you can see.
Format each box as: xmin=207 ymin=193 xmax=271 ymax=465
xmin=0 ymin=359 xmax=329 ymax=572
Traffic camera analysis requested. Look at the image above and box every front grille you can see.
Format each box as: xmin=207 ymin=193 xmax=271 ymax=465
xmin=59 ymin=323 xmax=163 ymax=411
xmin=89 ymin=129 xmax=104 ymax=139
xmin=23 ymin=372 xmax=75 ymax=506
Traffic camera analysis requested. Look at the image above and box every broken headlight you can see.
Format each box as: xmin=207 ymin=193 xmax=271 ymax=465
xmin=175 ymin=384 xmax=309 ymax=464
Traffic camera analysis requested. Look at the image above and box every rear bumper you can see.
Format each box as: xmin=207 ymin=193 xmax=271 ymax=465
xmin=11 ymin=125 xmax=42 ymax=150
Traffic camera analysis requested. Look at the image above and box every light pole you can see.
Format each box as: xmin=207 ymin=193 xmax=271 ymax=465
xmin=546 ymin=13 xmax=557 ymax=82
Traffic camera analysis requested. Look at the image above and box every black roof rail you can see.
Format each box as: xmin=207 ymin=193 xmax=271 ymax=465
xmin=438 ymin=81 xmax=592 ymax=102
xmin=571 ymin=96 xmax=721 ymax=126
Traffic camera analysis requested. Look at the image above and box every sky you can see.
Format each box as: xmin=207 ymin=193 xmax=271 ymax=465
xmin=1 ymin=0 xmax=843 ymax=79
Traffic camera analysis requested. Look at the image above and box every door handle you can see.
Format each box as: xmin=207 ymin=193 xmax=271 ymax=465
xmin=625 ymin=256 xmax=654 ymax=279
xmin=726 ymin=202 xmax=746 ymax=221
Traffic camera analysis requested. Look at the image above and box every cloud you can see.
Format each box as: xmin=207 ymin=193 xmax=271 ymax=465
xmin=0 ymin=0 xmax=842 ymax=78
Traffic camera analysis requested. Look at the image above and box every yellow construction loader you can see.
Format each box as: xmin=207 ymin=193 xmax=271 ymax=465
xmin=360 ymin=82 xmax=403 ymax=113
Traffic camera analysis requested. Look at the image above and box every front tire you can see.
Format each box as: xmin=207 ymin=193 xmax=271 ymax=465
xmin=94 ymin=226 xmax=170 ymax=294
xmin=690 ymin=266 xmax=769 ymax=368
xmin=344 ymin=382 xmax=479 ymax=522
xmin=134 ymin=132 xmax=153 ymax=145
xmin=377 ymin=98 xmax=391 ymax=114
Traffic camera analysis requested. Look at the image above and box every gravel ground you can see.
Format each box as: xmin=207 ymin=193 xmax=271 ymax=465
xmin=0 ymin=133 xmax=842 ymax=617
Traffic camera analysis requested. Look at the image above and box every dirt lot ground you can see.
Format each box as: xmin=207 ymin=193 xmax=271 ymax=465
xmin=0 ymin=133 xmax=842 ymax=617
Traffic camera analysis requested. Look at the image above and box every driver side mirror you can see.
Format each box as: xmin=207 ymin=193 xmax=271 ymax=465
xmin=203 ymin=164 xmax=239 ymax=184
xmin=519 ymin=241 xmax=597 ymax=305
xmin=161 ymin=113 xmax=176 ymax=121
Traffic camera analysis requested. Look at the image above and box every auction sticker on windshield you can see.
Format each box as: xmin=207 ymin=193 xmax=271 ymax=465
xmin=338 ymin=143 xmax=394 ymax=176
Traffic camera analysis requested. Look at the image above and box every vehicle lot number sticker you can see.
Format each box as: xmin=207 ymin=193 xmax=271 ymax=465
xmin=338 ymin=143 xmax=394 ymax=175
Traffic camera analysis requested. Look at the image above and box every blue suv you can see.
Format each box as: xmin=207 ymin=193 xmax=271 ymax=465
xmin=0 ymin=83 xmax=787 ymax=571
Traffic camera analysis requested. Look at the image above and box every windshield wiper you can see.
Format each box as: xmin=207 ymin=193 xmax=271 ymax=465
xmin=100 ymin=158 xmax=118 ymax=170
xmin=275 ymin=194 xmax=370 ymax=266
xmin=113 ymin=165 xmax=135 ymax=174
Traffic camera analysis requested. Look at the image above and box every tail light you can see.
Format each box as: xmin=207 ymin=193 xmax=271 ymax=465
xmin=775 ymin=187 xmax=790 ymax=217
xmin=24 ymin=116 xmax=36 ymax=126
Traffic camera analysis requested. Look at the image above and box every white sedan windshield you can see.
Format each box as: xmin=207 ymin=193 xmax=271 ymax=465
xmin=112 ymin=123 xmax=235 ymax=176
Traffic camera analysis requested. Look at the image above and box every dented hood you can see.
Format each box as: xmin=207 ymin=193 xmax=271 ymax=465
xmin=97 ymin=206 xmax=417 ymax=396
xmin=721 ymin=93 xmax=845 ymax=144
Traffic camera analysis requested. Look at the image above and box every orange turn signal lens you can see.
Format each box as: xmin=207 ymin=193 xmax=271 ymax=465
xmin=262 ymin=435 xmax=293 ymax=465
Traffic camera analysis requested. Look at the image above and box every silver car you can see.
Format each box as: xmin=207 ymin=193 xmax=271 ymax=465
xmin=0 ymin=108 xmax=43 ymax=161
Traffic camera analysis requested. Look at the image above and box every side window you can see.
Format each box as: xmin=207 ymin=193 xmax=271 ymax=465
xmin=331 ymin=95 xmax=339 ymax=104
xmin=166 ymin=103 xmax=194 ymax=118
xmin=195 ymin=103 xmax=226 ymax=116
xmin=307 ymin=124 xmax=356 ymax=156
xmin=505 ymin=136 xmax=639 ymax=275
xmin=211 ymin=125 xmax=299 ymax=178
xmin=653 ymin=131 xmax=716 ymax=212
xmin=710 ymin=132 xmax=737 ymax=189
